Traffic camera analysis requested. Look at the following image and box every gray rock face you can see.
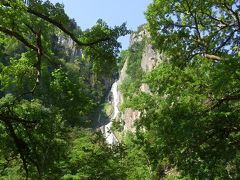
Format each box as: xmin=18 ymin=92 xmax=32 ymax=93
xmin=141 ymin=44 xmax=160 ymax=72
xmin=118 ymin=28 xmax=159 ymax=132
xmin=140 ymin=83 xmax=151 ymax=93
xmin=118 ymin=59 xmax=141 ymax=132
xmin=119 ymin=58 xmax=128 ymax=84
xmin=58 ymin=35 xmax=82 ymax=63
xmin=118 ymin=58 xmax=128 ymax=109
xmin=123 ymin=108 xmax=140 ymax=132
xmin=118 ymin=26 xmax=168 ymax=133
xmin=129 ymin=28 xmax=150 ymax=47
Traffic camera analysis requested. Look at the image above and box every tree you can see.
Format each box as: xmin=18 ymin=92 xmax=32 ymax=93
xmin=61 ymin=129 xmax=127 ymax=180
xmin=146 ymin=0 xmax=239 ymax=65
xmin=122 ymin=0 xmax=240 ymax=178
xmin=0 ymin=0 xmax=129 ymax=178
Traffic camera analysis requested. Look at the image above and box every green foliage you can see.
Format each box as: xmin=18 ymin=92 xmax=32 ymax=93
xmin=0 ymin=95 xmax=69 ymax=178
xmin=125 ymin=57 xmax=240 ymax=178
xmin=115 ymin=0 xmax=240 ymax=179
xmin=0 ymin=52 xmax=36 ymax=93
xmin=0 ymin=0 xmax=130 ymax=179
xmin=146 ymin=0 xmax=239 ymax=66
xmin=62 ymin=129 xmax=127 ymax=180
xmin=117 ymin=49 xmax=128 ymax=71
xmin=103 ymin=102 xmax=113 ymax=117
xmin=82 ymin=19 xmax=130 ymax=76
xmin=126 ymin=42 xmax=145 ymax=80
xmin=120 ymin=40 xmax=146 ymax=107
xmin=122 ymin=132 xmax=155 ymax=179
xmin=1 ymin=0 xmax=238 ymax=179
xmin=50 ymin=66 xmax=95 ymax=125
xmin=112 ymin=119 xmax=124 ymax=132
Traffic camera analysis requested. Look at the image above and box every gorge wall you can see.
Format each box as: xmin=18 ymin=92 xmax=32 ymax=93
xmin=98 ymin=25 xmax=167 ymax=142
xmin=117 ymin=26 xmax=164 ymax=134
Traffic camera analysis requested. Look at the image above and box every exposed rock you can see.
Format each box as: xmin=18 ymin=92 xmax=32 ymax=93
xmin=119 ymin=58 xmax=128 ymax=83
xmin=141 ymin=44 xmax=160 ymax=72
xmin=58 ymin=35 xmax=82 ymax=63
xmin=129 ymin=27 xmax=150 ymax=47
xmin=117 ymin=58 xmax=142 ymax=132
xmin=103 ymin=78 xmax=115 ymax=93
xmin=119 ymin=28 xmax=154 ymax=132
xmin=118 ymin=26 xmax=166 ymax=133
xmin=140 ymin=83 xmax=151 ymax=93
xmin=118 ymin=58 xmax=128 ymax=105
xmin=123 ymin=108 xmax=140 ymax=132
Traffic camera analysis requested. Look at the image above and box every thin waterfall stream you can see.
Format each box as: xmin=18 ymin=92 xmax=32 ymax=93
xmin=103 ymin=81 xmax=119 ymax=145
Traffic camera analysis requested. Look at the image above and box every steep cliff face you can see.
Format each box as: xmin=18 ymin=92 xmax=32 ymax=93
xmin=141 ymin=44 xmax=160 ymax=72
xmin=98 ymin=26 xmax=165 ymax=140
xmin=58 ymin=35 xmax=114 ymax=93
xmin=58 ymin=35 xmax=82 ymax=63
xmin=54 ymin=35 xmax=116 ymax=130
xmin=117 ymin=26 xmax=163 ymax=133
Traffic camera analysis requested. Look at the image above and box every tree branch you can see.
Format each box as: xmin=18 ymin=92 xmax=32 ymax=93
xmin=222 ymin=2 xmax=240 ymax=29
xmin=213 ymin=30 xmax=236 ymax=53
xmin=35 ymin=30 xmax=42 ymax=85
xmin=3 ymin=120 xmax=29 ymax=179
xmin=0 ymin=113 xmax=38 ymax=124
xmin=0 ymin=26 xmax=38 ymax=51
xmin=202 ymin=11 xmax=228 ymax=28
xmin=27 ymin=8 xmax=111 ymax=47
xmin=1 ymin=2 xmax=112 ymax=47
xmin=209 ymin=94 xmax=240 ymax=110
xmin=204 ymin=54 xmax=221 ymax=61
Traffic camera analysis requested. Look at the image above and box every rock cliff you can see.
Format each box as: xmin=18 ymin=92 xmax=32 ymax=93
xmin=117 ymin=25 xmax=163 ymax=133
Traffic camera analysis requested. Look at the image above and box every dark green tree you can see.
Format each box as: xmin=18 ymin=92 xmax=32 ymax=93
xmin=0 ymin=0 xmax=129 ymax=179
xmin=121 ymin=0 xmax=240 ymax=178
xmin=146 ymin=0 xmax=239 ymax=65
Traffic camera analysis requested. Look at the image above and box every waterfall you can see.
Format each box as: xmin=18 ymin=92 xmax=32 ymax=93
xmin=104 ymin=81 xmax=119 ymax=145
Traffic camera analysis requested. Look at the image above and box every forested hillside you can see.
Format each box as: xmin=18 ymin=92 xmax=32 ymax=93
xmin=0 ymin=0 xmax=239 ymax=179
xmin=117 ymin=0 xmax=239 ymax=179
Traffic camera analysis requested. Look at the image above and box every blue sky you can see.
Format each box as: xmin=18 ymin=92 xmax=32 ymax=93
xmin=49 ymin=0 xmax=152 ymax=49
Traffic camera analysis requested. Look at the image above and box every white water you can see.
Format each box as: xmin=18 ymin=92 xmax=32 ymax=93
xmin=104 ymin=81 xmax=119 ymax=145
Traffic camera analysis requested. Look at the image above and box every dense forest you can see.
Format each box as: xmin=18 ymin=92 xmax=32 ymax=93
xmin=0 ymin=0 xmax=239 ymax=179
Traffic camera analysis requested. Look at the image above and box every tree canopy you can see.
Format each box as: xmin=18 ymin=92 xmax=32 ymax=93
xmin=146 ymin=0 xmax=239 ymax=65
xmin=0 ymin=0 xmax=239 ymax=179
xmin=0 ymin=0 xmax=129 ymax=179
xmin=120 ymin=0 xmax=240 ymax=178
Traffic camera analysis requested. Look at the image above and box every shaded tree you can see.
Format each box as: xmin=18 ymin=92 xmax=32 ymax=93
xmin=121 ymin=0 xmax=240 ymax=178
xmin=0 ymin=0 xmax=129 ymax=178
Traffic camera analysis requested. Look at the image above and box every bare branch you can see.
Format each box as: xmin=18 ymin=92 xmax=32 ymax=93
xmin=201 ymin=11 xmax=228 ymax=27
xmin=214 ymin=30 xmax=236 ymax=53
xmin=205 ymin=54 xmax=221 ymax=60
xmin=222 ymin=2 xmax=240 ymax=29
